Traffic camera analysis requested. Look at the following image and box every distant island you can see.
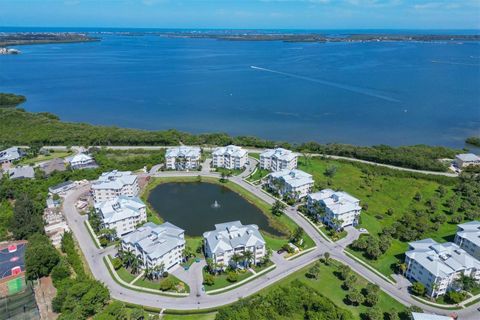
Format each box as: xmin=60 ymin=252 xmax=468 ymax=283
xmin=0 ymin=32 xmax=99 ymax=47
xmin=157 ymin=32 xmax=480 ymax=43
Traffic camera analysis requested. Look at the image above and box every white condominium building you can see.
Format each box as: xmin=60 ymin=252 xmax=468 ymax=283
xmin=212 ymin=145 xmax=248 ymax=170
xmin=68 ymin=153 xmax=97 ymax=170
xmin=307 ymin=189 xmax=361 ymax=230
xmin=0 ymin=147 xmax=24 ymax=164
xmin=165 ymin=146 xmax=201 ymax=171
xmin=455 ymin=154 xmax=480 ymax=168
xmin=91 ymin=170 xmax=139 ymax=203
xmin=267 ymin=169 xmax=314 ymax=200
xmin=122 ymin=222 xmax=185 ymax=271
xmin=454 ymin=221 xmax=480 ymax=261
xmin=203 ymin=221 xmax=266 ymax=269
xmin=94 ymin=196 xmax=147 ymax=237
xmin=405 ymin=239 xmax=480 ymax=297
xmin=260 ymin=148 xmax=298 ymax=171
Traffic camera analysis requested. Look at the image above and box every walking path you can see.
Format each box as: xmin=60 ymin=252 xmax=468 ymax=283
xmin=61 ymin=169 xmax=478 ymax=319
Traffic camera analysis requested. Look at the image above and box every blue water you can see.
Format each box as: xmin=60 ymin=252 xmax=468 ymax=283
xmin=1 ymin=30 xmax=479 ymax=147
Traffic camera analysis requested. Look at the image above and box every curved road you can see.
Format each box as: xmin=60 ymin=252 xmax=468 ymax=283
xmin=62 ymin=171 xmax=478 ymax=318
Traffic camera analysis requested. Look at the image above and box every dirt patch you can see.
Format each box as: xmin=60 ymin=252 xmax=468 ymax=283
xmin=34 ymin=276 xmax=58 ymax=320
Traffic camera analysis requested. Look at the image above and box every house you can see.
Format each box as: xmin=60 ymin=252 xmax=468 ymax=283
xmin=7 ymin=166 xmax=35 ymax=180
xmin=267 ymin=169 xmax=314 ymax=200
xmin=203 ymin=221 xmax=266 ymax=269
xmin=0 ymin=147 xmax=24 ymax=164
xmin=121 ymin=222 xmax=185 ymax=271
xmin=43 ymin=208 xmax=70 ymax=247
xmin=165 ymin=146 xmax=201 ymax=170
xmin=39 ymin=158 xmax=67 ymax=175
xmin=405 ymin=239 xmax=480 ymax=297
xmin=411 ymin=313 xmax=456 ymax=320
xmin=68 ymin=153 xmax=97 ymax=170
xmin=454 ymin=221 xmax=480 ymax=260
xmin=0 ymin=241 xmax=27 ymax=297
xmin=307 ymin=189 xmax=361 ymax=229
xmin=454 ymin=153 xmax=480 ymax=168
xmin=91 ymin=170 xmax=139 ymax=203
xmin=48 ymin=181 xmax=75 ymax=195
xmin=212 ymin=145 xmax=248 ymax=170
xmin=94 ymin=196 xmax=147 ymax=237
xmin=260 ymin=148 xmax=297 ymax=171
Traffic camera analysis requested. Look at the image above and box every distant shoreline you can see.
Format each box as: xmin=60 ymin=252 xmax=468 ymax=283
xmin=0 ymin=32 xmax=100 ymax=47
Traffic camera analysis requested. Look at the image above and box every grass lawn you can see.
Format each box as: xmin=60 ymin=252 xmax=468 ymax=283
xmin=214 ymin=167 xmax=243 ymax=176
xmin=141 ymin=176 xmax=315 ymax=252
xmin=249 ymin=153 xmax=260 ymax=160
xmin=19 ymin=150 xmax=72 ymax=165
xmin=116 ymin=266 xmax=138 ymax=284
xmin=203 ymin=269 xmax=253 ymax=291
xmin=257 ymin=260 xmax=407 ymax=319
xmin=299 ymin=156 xmax=458 ymax=277
xmin=133 ymin=275 xmax=189 ymax=293
xmin=246 ymin=168 xmax=269 ymax=182
xmin=163 ymin=313 xmax=216 ymax=320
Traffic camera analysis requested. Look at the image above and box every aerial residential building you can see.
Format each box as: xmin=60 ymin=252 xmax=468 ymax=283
xmin=91 ymin=170 xmax=139 ymax=203
xmin=68 ymin=153 xmax=97 ymax=170
xmin=454 ymin=153 xmax=480 ymax=168
xmin=0 ymin=147 xmax=24 ymax=165
xmin=454 ymin=221 xmax=480 ymax=260
xmin=307 ymin=189 xmax=361 ymax=230
xmin=121 ymin=222 xmax=185 ymax=271
xmin=94 ymin=196 xmax=147 ymax=237
xmin=260 ymin=148 xmax=298 ymax=171
xmin=7 ymin=166 xmax=35 ymax=180
xmin=203 ymin=221 xmax=266 ymax=269
xmin=267 ymin=169 xmax=314 ymax=200
xmin=405 ymin=239 xmax=480 ymax=298
xmin=165 ymin=146 xmax=201 ymax=171
xmin=48 ymin=181 xmax=75 ymax=195
xmin=43 ymin=208 xmax=70 ymax=247
xmin=212 ymin=145 xmax=248 ymax=170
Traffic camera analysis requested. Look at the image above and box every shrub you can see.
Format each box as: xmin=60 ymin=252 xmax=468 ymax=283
xmin=203 ymin=273 xmax=215 ymax=286
xmin=159 ymin=277 xmax=175 ymax=291
xmin=226 ymin=271 xmax=239 ymax=283
xmin=112 ymin=257 xmax=123 ymax=270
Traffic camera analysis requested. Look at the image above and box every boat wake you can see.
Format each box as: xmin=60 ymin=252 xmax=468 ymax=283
xmin=250 ymin=65 xmax=400 ymax=103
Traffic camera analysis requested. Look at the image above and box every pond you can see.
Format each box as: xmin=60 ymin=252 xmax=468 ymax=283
xmin=147 ymin=182 xmax=284 ymax=237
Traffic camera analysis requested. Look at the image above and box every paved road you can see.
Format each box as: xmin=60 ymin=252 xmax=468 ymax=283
xmin=62 ymin=171 xmax=478 ymax=318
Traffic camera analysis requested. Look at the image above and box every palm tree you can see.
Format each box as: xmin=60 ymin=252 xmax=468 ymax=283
xmin=242 ymin=251 xmax=254 ymax=268
xmin=262 ymin=248 xmax=273 ymax=265
xmin=130 ymin=255 xmax=143 ymax=275
xmin=231 ymin=253 xmax=243 ymax=270
xmin=144 ymin=265 xmax=153 ymax=280
xmin=122 ymin=249 xmax=135 ymax=268
xmin=153 ymin=263 xmax=165 ymax=279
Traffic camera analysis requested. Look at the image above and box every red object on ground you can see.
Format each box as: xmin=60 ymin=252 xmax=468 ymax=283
xmin=7 ymin=244 xmax=17 ymax=253
xmin=11 ymin=266 xmax=21 ymax=276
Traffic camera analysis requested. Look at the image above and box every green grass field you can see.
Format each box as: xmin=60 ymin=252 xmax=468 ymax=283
xmin=19 ymin=150 xmax=72 ymax=165
xmin=203 ymin=269 xmax=253 ymax=291
xmin=257 ymin=260 xmax=407 ymax=319
xmin=133 ymin=274 xmax=189 ymax=293
xmin=116 ymin=266 xmax=138 ymax=284
xmin=299 ymin=156 xmax=457 ymax=277
xmin=246 ymin=168 xmax=270 ymax=182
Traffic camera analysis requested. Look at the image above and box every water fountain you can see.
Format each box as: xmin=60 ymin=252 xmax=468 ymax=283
xmin=211 ymin=200 xmax=221 ymax=209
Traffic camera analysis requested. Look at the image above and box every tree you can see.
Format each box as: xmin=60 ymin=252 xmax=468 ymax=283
xmin=227 ymin=271 xmax=238 ymax=283
xmin=111 ymin=257 xmax=123 ymax=270
xmin=411 ymin=282 xmax=426 ymax=296
xmin=11 ymin=194 xmax=44 ymax=240
xmin=291 ymin=227 xmax=304 ymax=245
xmin=25 ymin=233 xmax=60 ymax=280
xmin=413 ymin=192 xmax=422 ymax=202
xmin=130 ymin=255 xmax=143 ymax=274
xmin=130 ymin=308 xmax=146 ymax=320
xmin=51 ymin=258 xmax=71 ymax=285
xmin=324 ymin=165 xmax=338 ymax=178
xmin=323 ymin=252 xmax=331 ymax=265
xmin=261 ymin=247 xmax=272 ymax=265
xmin=203 ymin=273 xmax=215 ymax=286
xmin=364 ymin=290 xmax=379 ymax=307
xmin=306 ymin=263 xmax=321 ymax=279
xmin=346 ymin=288 xmax=364 ymax=306
xmin=338 ymin=265 xmax=351 ymax=280
xmin=242 ymin=250 xmax=254 ymax=268
xmin=445 ymin=290 xmax=466 ymax=304
xmin=364 ymin=306 xmax=383 ymax=320
xmin=159 ymin=277 xmax=175 ymax=291
xmin=343 ymin=274 xmax=357 ymax=290
xmin=93 ymin=301 xmax=128 ymax=320
xmin=385 ymin=310 xmax=400 ymax=320
xmin=231 ymin=253 xmax=243 ymax=269
xmin=271 ymin=200 xmax=286 ymax=216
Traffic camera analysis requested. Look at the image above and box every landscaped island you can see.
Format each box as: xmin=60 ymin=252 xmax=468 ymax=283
xmin=0 ymin=32 xmax=99 ymax=47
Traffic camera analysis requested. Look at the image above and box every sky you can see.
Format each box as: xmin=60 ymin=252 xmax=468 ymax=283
xmin=0 ymin=0 xmax=479 ymax=30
